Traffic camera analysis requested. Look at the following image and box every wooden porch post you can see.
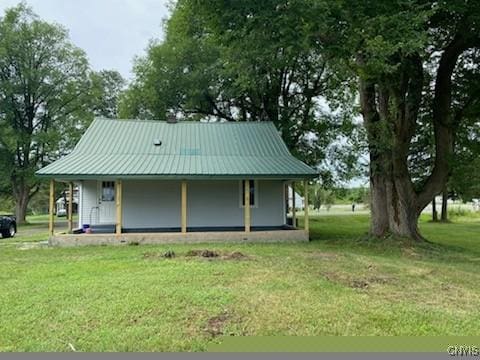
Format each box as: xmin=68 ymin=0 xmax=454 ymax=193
xmin=181 ymin=180 xmax=187 ymax=233
xmin=48 ymin=179 xmax=55 ymax=236
xmin=67 ymin=182 xmax=73 ymax=233
xmin=304 ymin=180 xmax=309 ymax=234
xmin=115 ymin=180 xmax=123 ymax=235
xmin=244 ymin=180 xmax=251 ymax=232
xmin=292 ymin=182 xmax=296 ymax=228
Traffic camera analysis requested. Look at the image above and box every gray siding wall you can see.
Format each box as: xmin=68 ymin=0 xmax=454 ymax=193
xmin=187 ymin=180 xmax=241 ymax=227
xmin=122 ymin=180 xmax=181 ymax=228
xmin=79 ymin=179 xmax=286 ymax=229
xmin=186 ymin=180 xmax=285 ymax=227
xmin=251 ymin=180 xmax=286 ymax=227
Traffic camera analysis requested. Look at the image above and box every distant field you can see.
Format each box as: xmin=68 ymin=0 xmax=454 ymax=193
xmin=0 ymin=212 xmax=479 ymax=351
xmin=291 ymin=204 xmax=369 ymax=216
xmin=290 ymin=202 xmax=477 ymax=217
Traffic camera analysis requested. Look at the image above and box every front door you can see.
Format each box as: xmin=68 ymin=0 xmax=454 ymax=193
xmin=97 ymin=181 xmax=116 ymax=224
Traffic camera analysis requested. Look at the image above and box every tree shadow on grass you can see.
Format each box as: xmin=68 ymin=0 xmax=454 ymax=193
xmin=308 ymin=216 xmax=480 ymax=266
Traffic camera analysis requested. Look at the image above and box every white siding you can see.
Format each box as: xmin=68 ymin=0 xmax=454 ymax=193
xmin=79 ymin=180 xmax=99 ymax=226
xmin=79 ymin=179 xmax=286 ymax=229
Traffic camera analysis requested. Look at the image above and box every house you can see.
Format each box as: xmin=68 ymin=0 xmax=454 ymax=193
xmin=288 ymin=186 xmax=304 ymax=210
xmin=56 ymin=188 xmax=79 ymax=217
xmin=473 ymin=199 xmax=479 ymax=211
xmin=37 ymin=118 xmax=317 ymax=246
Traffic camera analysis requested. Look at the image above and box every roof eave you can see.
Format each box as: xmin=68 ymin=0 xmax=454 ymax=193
xmin=36 ymin=173 xmax=319 ymax=181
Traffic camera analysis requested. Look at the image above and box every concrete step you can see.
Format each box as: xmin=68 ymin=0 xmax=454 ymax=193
xmin=89 ymin=224 xmax=115 ymax=234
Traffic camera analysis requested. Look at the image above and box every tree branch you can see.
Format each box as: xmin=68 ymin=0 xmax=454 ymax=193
xmin=417 ymin=33 xmax=479 ymax=211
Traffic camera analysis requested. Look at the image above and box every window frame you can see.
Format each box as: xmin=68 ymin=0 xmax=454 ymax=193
xmin=101 ymin=181 xmax=115 ymax=202
xmin=239 ymin=180 xmax=258 ymax=208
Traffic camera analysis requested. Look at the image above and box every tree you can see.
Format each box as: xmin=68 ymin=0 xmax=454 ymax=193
xmin=432 ymin=198 xmax=438 ymax=222
xmin=310 ymin=184 xmax=335 ymax=211
xmin=449 ymin=112 xmax=480 ymax=204
xmin=90 ymin=70 xmax=125 ymax=118
xmin=334 ymin=1 xmax=480 ymax=240
xmin=408 ymin=44 xmax=480 ymax=223
xmin=0 ymin=4 xmax=93 ymax=222
xmin=347 ymin=187 xmax=368 ymax=205
xmin=120 ymin=0 xmax=355 ymax=166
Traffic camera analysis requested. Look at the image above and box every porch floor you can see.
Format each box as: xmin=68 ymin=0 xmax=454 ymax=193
xmin=84 ymin=224 xmax=297 ymax=234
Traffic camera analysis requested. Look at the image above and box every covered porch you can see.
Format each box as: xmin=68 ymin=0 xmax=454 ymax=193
xmin=47 ymin=178 xmax=311 ymax=246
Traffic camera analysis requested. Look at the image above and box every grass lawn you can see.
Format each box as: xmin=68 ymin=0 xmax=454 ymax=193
xmin=1 ymin=213 xmax=479 ymax=351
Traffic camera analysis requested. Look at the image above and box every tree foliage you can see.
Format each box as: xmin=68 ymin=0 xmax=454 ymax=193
xmin=0 ymin=4 xmax=94 ymax=221
xmin=120 ymin=0 xmax=356 ymax=166
xmin=310 ymin=185 xmax=335 ymax=211
xmin=90 ymin=70 xmax=126 ymax=118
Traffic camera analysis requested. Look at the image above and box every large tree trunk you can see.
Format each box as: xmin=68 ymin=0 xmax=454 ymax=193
xmin=432 ymin=198 xmax=438 ymax=221
xmin=385 ymin=177 xmax=423 ymax=240
xmin=369 ymin=169 xmax=423 ymax=240
xmin=359 ymin=65 xmax=390 ymax=238
xmin=369 ymin=172 xmax=389 ymax=237
xmin=357 ymin=33 xmax=472 ymax=241
xmin=359 ymin=56 xmax=424 ymax=240
xmin=14 ymin=187 xmax=29 ymax=224
xmin=441 ymin=186 xmax=448 ymax=222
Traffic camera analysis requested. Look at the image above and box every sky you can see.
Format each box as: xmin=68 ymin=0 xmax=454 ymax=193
xmin=0 ymin=0 xmax=170 ymax=79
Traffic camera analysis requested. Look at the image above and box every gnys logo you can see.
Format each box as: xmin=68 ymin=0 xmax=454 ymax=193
xmin=448 ymin=345 xmax=480 ymax=356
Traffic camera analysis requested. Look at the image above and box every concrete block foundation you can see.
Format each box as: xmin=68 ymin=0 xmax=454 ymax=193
xmin=49 ymin=229 xmax=309 ymax=247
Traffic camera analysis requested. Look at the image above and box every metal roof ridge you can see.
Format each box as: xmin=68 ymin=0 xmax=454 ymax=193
xmin=93 ymin=118 xmax=275 ymax=125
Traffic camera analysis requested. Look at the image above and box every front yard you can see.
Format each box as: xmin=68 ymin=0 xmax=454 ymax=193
xmin=1 ymin=213 xmax=479 ymax=351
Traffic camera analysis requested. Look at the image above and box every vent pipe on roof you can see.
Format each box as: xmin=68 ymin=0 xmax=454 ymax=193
xmin=166 ymin=113 xmax=177 ymax=124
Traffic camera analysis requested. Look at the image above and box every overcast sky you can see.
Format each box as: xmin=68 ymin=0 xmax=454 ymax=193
xmin=0 ymin=0 xmax=170 ymax=80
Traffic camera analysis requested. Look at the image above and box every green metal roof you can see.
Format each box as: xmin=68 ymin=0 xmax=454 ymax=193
xmin=36 ymin=119 xmax=318 ymax=180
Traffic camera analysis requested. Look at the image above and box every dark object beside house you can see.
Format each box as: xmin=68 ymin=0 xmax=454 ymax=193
xmin=286 ymin=217 xmax=299 ymax=227
xmin=0 ymin=215 xmax=16 ymax=238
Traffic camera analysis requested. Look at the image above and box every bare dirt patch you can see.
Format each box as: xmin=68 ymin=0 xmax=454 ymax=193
xmin=143 ymin=250 xmax=176 ymax=259
xmin=350 ymin=279 xmax=369 ymax=289
xmin=143 ymin=249 xmax=249 ymax=261
xmin=186 ymin=249 xmax=249 ymax=260
xmin=323 ymin=271 xmax=396 ymax=290
xmin=222 ymin=251 xmax=248 ymax=260
xmin=203 ymin=312 xmax=229 ymax=337
xmin=186 ymin=249 xmax=219 ymax=258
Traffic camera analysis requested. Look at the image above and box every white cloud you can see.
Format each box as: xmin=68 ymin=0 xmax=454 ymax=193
xmin=0 ymin=0 xmax=169 ymax=79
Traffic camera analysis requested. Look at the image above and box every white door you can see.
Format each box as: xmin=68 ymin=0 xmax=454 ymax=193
xmin=97 ymin=181 xmax=116 ymax=224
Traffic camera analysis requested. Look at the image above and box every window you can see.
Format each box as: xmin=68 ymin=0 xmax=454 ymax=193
xmin=101 ymin=181 xmax=115 ymax=201
xmin=241 ymin=180 xmax=257 ymax=207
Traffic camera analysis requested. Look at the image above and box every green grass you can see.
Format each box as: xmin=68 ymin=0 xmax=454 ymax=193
xmin=1 ymin=213 xmax=480 ymax=351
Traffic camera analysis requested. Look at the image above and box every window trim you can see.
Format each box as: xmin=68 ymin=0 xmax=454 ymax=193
xmin=239 ymin=180 xmax=259 ymax=208
xmin=101 ymin=181 xmax=115 ymax=202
